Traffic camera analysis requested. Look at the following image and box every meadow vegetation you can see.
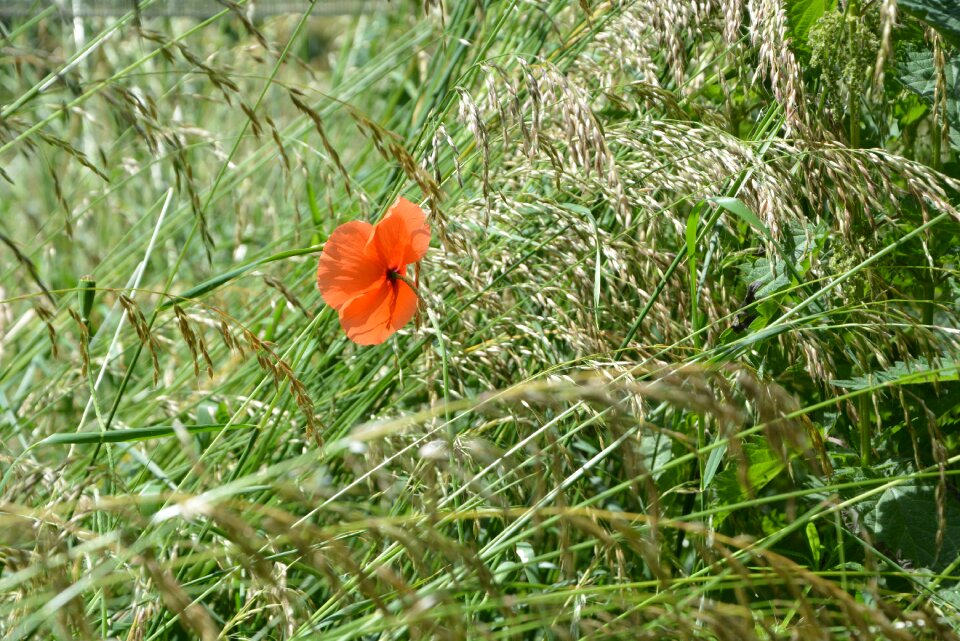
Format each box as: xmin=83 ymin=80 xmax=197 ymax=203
xmin=2 ymin=0 xmax=960 ymax=638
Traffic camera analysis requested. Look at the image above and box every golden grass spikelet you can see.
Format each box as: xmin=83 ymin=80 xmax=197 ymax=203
xmin=140 ymin=554 xmax=220 ymax=641
xmin=172 ymin=304 xmax=213 ymax=380
xmin=747 ymin=0 xmax=805 ymax=129
xmin=216 ymin=317 xmax=244 ymax=356
xmin=32 ymin=302 xmax=58 ymax=359
xmin=238 ymin=327 xmax=320 ymax=443
xmin=873 ymin=0 xmax=897 ymax=90
xmin=456 ymin=87 xmax=492 ymax=219
xmin=289 ymin=89 xmax=353 ymax=196
xmin=68 ymin=308 xmax=90 ymax=378
xmin=262 ymin=274 xmax=312 ymax=318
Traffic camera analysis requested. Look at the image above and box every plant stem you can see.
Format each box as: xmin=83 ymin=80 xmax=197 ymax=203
xmin=390 ymin=270 xmax=424 ymax=302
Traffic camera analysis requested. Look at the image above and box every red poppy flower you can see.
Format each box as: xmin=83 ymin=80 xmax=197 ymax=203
xmin=316 ymin=197 xmax=430 ymax=345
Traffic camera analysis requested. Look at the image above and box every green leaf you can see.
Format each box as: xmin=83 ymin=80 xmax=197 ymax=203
xmin=159 ymin=242 xmax=323 ymax=310
xmin=897 ymin=45 xmax=960 ymax=149
xmin=733 ymin=220 xmax=823 ymax=299
xmin=686 ymin=206 xmax=701 ymax=332
xmin=898 ymin=0 xmax=960 ymax=48
xmin=685 ymin=208 xmax=700 ymax=261
xmin=159 ymin=262 xmax=259 ymax=310
xmin=638 ymin=434 xmax=674 ymax=482
xmin=710 ymin=197 xmax=772 ymax=243
xmin=711 ymin=442 xmax=786 ymax=527
xmin=806 ymin=522 xmax=822 ymax=568
xmin=38 ymin=423 xmax=256 ymax=446
xmin=936 ymin=585 xmax=960 ymax=612
xmin=713 ymin=197 xmax=815 ymax=299
xmin=702 ymin=441 xmax=727 ymax=489
xmin=830 ymin=356 xmax=960 ymax=389
xmin=305 ymin=177 xmax=324 ymax=228
xmin=864 ymin=483 xmax=960 ymax=572
xmin=786 ymin=0 xmax=837 ymax=54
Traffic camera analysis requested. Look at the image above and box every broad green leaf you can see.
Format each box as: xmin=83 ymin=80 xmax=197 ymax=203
xmin=638 ymin=433 xmax=674 ymax=482
xmin=898 ymin=0 xmax=960 ymax=48
xmin=702 ymin=441 xmax=727 ymax=489
xmin=786 ymin=0 xmax=837 ymax=54
xmin=830 ymin=356 xmax=960 ymax=389
xmin=715 ymin=202 xmax=826 ymax=325
xmin=864 ymin=483 xmax=960 ymax=572
xmin=735 ymin=221 xmax=823 ymax=298
xmin=711 ymin=442 xmax=786 ymax=527
xmin=897 ymin=45 xmax=960 ymax=149
xmin=714 ymin=198 xmax=819 ymax=323
xmin=937 ymin=585 xmax=960 ymax=612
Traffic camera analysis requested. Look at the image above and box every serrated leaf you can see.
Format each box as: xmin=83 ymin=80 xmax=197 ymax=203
xmin=898 ymin=0 xmax=960 ymax=48
xmin=864 ymin=483 xmax=960 ymax=572
xmin=736 ymin=220 xmax=823 ymax=297
xmin=897 ymin=45 xmax=960 ymax=149
xmin=711 ymin=442 xmax=786 ymax=527
xmin=713 ymin=200 xmax=822 ymax=295
xmin=830 ymin=356 xmax=960 ymax=389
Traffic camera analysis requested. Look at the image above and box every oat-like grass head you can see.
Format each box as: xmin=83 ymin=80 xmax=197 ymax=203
xmin=317 ymin=197 xmax=430 ymax=345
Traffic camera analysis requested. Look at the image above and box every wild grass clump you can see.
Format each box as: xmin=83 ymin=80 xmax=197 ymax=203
xmin=2 ymin=1 xmax=960 ymax=639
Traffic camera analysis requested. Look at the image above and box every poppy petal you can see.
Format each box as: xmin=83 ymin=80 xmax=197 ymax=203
xmin=372 ymin=197 xmax=430 ymax=269
xmin=390 ymin=277 xmax=419 ymax=331
xmin=317 ymin=221 xmax=382 ymax=310
xmin=338 ymin=279 xmax=397 ymax=345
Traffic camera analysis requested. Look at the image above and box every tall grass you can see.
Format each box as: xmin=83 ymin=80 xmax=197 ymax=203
xmin=2 ymin=1 xmax=960 ymax=639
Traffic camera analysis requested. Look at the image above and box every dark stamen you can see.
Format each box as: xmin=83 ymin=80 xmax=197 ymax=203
xmin=386 ymin=269 xmax=422 ymax=301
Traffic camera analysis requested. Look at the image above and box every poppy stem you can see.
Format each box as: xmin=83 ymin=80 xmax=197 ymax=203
xmin=390 ymin=271 xmax=423 ymax=302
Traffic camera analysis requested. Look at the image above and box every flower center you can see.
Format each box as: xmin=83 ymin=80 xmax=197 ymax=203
xmin=384 ymin=268 xmax=423 ymax=303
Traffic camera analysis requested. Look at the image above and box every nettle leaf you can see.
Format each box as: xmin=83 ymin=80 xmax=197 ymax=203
xmin=898 ymin=0 xmax=960 ymax=48
xmin=737 ymin=221 xmax=824 ymax=296
xmin=864 ymin=483 xmax=960 ymax=572
xmin=638 ymin=433 xmax=674 ymax=481
xmin=897 ymin=45 xmax=960 ymax=149
xmin=718 ymin=220 xmax=826 ymax=338
xmin=710 ymin=442 xmax=786 ymax=528
xmin=786 ymin=0 xmax=837 ymax=56
xmin=830 ymin=355 xmax=960 ymax=389
xmin=937 ymin=585 xmax=960 ymax=612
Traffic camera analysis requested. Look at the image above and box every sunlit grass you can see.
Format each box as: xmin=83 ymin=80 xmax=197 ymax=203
xmin=2 ymin=1 xmax=960 ymax=640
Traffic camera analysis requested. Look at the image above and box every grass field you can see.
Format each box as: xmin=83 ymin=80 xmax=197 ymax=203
xmin=2 ymin=1 xmax=960 ymax=639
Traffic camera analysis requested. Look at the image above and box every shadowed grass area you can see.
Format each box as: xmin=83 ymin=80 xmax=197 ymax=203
xmin=2 ymin=1 xmax=960 ymax=639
